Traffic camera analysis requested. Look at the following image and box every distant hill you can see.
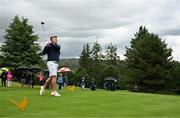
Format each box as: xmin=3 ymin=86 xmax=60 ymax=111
xmin=59 ymin=58 xmax=79 ymax=71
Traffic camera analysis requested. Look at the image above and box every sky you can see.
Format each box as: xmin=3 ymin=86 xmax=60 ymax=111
xmin=0 ymin=0 xmax=180 ymax=60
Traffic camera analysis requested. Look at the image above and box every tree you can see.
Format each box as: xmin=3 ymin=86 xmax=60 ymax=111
xmin=79 ymin=41 xmax=105 ymax=87
xmin=79 ymin=43 xmax=92 ymax=70
xmin=102 ymin=65 xmax=119 ymax=79
xmin=73 ymin=67 xmax=90 ymax=86
xmin=91 ymin=41 xmax=103 ymax=62
xmin=0 ymin=16 xmax=44 ymax=68
xmin=171 ymin=61 xmax=180 ymax=94
xmin=0 ymin=55 xmax=3 ymax=66
xmin=89 ymin=41 xmax=105 ymax=86
xmin=105 ymin=42 xmax=120 ymax=66
xmin=125 ymin=26 xmax=175 ymax=93
xmin=66 ymin=71 xmax=75 ymax=85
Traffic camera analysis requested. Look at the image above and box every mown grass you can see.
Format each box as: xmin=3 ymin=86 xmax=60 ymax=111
xmin=0 ymin=83 xmax=180 ymax=118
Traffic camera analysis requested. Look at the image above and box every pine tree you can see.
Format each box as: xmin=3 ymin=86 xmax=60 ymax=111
xmin=90 ymin=41 xmax=105 ymax=86
xmin=0 ymin=16 xmax=44 ymax=67
xmin=102 ymin=65 xmax=119 ymax=79
xmin=125 ymin=26 xmax=175 ymax=92
xmin=79 ymin=43 xmax=92 ymax=70
xmin=0 ymin=55 xmax=3 ymax=66
xmin=105 ymin=42 xmax=120 ymax=66
xmin=91 ymin=41 xmax=103 ymax=62
xmin=172 ymin=61 xmax=180 ymax=94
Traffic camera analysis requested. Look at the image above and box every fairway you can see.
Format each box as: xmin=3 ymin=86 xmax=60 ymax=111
xmin=0 ymin=86 xmax=180 ymax=118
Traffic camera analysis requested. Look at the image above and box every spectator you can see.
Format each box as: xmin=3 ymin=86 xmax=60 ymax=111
xmin=7 ymin=71 xmax=13 ymax=87
xmin=63 ymin=74 xmax=68 ymax=87
xmin=38 ymin=72 xmax=45 ymax=92
xmin=21 ymin=72 xmax=26 ymax=87
xmin=104 ymin=81 xmax=109 ymax=90
xmin=26 ymin=71 xmax=31 ymax=87
xmin=1 ymin=71 xmax=7 ymax=87
xmin=57 ymin=74 xmax=63 ymax=90
xmin=30 ymin=71 xmax=35 ymax=88
xmin=90 ymin=78 xmax=96 ymax=91
xmin=81 ymin=77 xmax=85 ymax=90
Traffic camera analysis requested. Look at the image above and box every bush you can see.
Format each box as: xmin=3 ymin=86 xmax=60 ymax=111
xmin=73 ymin=67 xmax=90 ymax=86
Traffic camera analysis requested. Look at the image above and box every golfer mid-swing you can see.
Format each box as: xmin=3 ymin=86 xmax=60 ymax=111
xmin=40 ymin=36 xmax=61 ymax=96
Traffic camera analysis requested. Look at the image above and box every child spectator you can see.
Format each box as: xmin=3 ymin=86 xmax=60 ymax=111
xmin=7 ymin=71 xmax=13 ymax=87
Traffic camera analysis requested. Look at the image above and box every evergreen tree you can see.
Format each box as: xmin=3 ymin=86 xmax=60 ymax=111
xmin=0 ymin=16 xmax=44 ymax=67
xmin=125 ymin=26 xmax=174 ymax=93
xmin=102 ymin=65 xmax=119 ymax=79
xmin=171 ymin=61 xmax=180 ymax=94
xmin=91 ymin=41 xmax=103 ymax=62
xmin=79 ymin=42 xmax=104 ymax=87
xmin=73 ymin=67 xmax=90 ymax=86
xmin=0 ymin=55 xmax=3 ymax=66
xmin=90 ymin=41 xmax=104 ymax=86
xmin=105 ymin=42 xmax=120 ymax=66
xmin=79 ymin=43 xmax=92 ymax=70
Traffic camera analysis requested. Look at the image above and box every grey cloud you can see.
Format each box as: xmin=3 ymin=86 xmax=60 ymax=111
xmin=160 ymin=29 xmax=180 ymax=36
xmin=1 ymin=0 xmax=180 ymax=60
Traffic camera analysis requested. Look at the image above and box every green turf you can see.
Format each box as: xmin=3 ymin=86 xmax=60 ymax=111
xmin=0 ymin=85 xmax=180 ymax=118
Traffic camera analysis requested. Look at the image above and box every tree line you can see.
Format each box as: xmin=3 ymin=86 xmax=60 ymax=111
xmin=76 ymin=26 xmax=180 ymax=94
xmin=0 ymin=16 xmax=180 ymax=94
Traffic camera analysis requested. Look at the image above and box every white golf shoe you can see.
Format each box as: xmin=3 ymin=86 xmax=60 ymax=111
xmin=51 ymin=91 xmax=61 ymax=97
xmin=40 ymin=86 xmax=45 ymax=96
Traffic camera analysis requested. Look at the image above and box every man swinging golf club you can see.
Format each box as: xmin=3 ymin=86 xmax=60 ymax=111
xmin=40 ymin=35 xmax=61 ymax=96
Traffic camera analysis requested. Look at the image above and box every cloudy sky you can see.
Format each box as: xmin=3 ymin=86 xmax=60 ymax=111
xmin=0 ymin=0 xmax=180 ymax=60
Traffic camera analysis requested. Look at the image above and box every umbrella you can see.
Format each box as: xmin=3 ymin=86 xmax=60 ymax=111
xmin=58 ymin=67 xmax=71 ymax=73
xmin=43 ymin=69 xmax=49 ymax=73
xmin=15 ymin=66 xmax=29 ymax=71
xmin=0 ymin=69 xmax=2 ymax=75
xmin=104 ymin=77 xmax=117 ymax=82
xmin=29 ymin=67 xmax=40 ymax=71
xmin=1 ymin=67 xmax=9 ymax=72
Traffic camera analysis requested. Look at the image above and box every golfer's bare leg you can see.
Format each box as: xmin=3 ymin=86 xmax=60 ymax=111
xmin=44 ymin=78 xmax=52 ymax=89
xmin=51 ymin=76 xmax=57 ymax=92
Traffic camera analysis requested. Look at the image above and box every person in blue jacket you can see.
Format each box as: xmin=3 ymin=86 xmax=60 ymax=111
xmin=57 ymin=74 xmax=64 ymax=90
